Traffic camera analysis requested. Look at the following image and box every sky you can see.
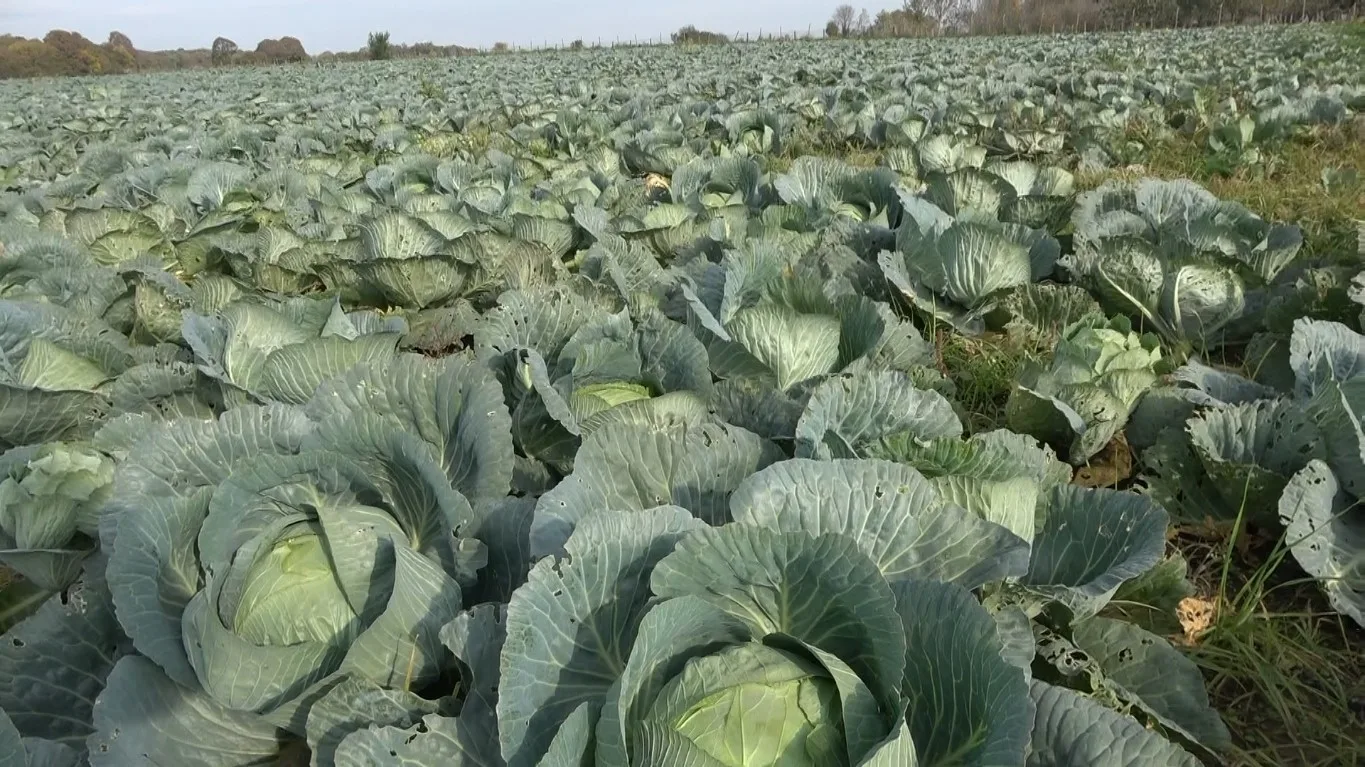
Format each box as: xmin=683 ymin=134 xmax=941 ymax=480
xmin=0 ymin=1 xmax=905 ymax=53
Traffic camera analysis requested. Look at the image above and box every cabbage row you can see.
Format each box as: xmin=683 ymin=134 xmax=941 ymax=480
xmin=0 ymin=23 xmax=1361 ymax=767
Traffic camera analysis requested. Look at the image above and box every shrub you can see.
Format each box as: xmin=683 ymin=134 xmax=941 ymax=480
xmin=671 ymin=26 xmax=729 ymax=45
xmin=254 ymin=36 xmax=308 ymax=63
xmin=367 ymin=31 xmax=391 ymax=60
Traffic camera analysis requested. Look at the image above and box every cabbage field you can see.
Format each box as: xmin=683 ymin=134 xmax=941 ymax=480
xmin=0 ymin=21 xmax=1362 ymax=767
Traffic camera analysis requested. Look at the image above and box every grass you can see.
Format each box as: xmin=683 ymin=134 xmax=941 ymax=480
xmin=1336 ymin=20 xmax=1365 ymax=51
xmin=1081 ymin=119 xmax=1365 ymax=260
xmin=918 ymin=121 xmax=1364 ymax=763
xmin=1075 ymin=124 xmax=1365 ymax=765
xmin=1175 ymin=519 xmax=1365 ymax=767
xmin=768 ymin=136 xmax=882 ymax=173
xmin=933 ymin=330 xmax=1036 ymax=432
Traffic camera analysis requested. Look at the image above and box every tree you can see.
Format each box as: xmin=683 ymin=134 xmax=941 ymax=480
xmin=831 ymin=4 xmax=859 ymax=35
xmin=106 ymin=31 xmax=134 ymax=53
xmin=855 ymin=8 xmax=872 ymax=33
xmin=0 ymin=37 xmax=67 ymax=77
xmin=920 ymin=0 xmax=964 ymax=31
xmin=43 ymin=30 xmax=107 ymax=74
xmin=211 ymin=36 xmax=238 ymax=66
xmin=105 ymin=31 xmax=137 ymax=71
xmin=825 ymin=20 xmax=842 ymax=37
xmin=867 ymin=2 xmax=938 ymax=36
xmin=367 ymin=31 xmax=391 ymax=60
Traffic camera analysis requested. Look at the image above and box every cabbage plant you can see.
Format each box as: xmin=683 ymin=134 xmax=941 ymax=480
xmin=97 ymin=406 xmax=486 ymax=736
xmin=668 ymin=244 xmax=935 ymax=441
xmin=1062 ymin=178 xmax=1303 ymax=350
xmin=0 ymin=299 xmax=167 ymax=449
xmin=494 ymin=420 xmax=1226 ymax=766
xmin=1265 ymin=319 xmax=1365 ymax=624
xmin=986 ymin=160 xmax=1075 ymax=233
xmin=1133 ymin=318 xmax=1365 ymax=626
xmin=477 ymin=287 xmax=714 ymax=472
xmin=880 ymin=170 xmax=1060 ymax=335
xmin=1008 ymin=314 xmax=1163 ymax=464
xmin=183 ymin=295 xmax=406 ymax=406
xmin=773 ymin=156 xmax=900 ymax=227
xmin=0 ymin=442 xmax=111 ymax=590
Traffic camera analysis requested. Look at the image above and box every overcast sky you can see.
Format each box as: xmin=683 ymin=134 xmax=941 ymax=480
xmin=0 ymin=1 xmax=904 ymax=52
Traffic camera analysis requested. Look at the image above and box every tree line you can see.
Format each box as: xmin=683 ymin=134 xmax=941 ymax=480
xmin=825 ymin=0 xmax=1358 ymax=38
xmin=0 ymin=31 xmax=139 ymax=79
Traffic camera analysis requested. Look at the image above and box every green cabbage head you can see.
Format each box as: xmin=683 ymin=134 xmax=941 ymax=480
xmin=645 ymin=643 xmax=848 ymax=766
xmin=1008 ymin=313 xmax=1162 ymax=463
xmin=0 ymin=441 xmax=112 ymax=590
xmin=104 ymin=407 xmax=485 ymax=732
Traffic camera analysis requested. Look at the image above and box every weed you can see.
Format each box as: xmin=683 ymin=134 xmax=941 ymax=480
xmin=1333 ymin=20 xmax=1365 ymax=52
xmin=1175 ymin=482 xmax=1365 ymax=766
xmin=1035 ymin=123 xmax=1363 ymax=763
xmin=935 ymin=330 xmax=1036 ymax=432
xmin=417 ymin=77 xmax=447 ymax=102
xmin=769 ymin=133 xmax=882 ymax=173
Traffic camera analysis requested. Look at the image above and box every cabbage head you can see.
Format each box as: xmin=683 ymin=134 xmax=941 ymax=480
xmin=104 ymin=406 xmax=485 ymax=732
xmin=500 ymin=439 xmax=1225 ymax=767
xmin=880 ymin=174 xmax=1059 ymax=335
xmin=640 ymin=642 xmax=851 ymax=766
xmin=1008 ymin=314 xmax=1162 ymax=464
xmin=182 ymin=294 xmax=405 ymax=406
xmin=478 ymin=288 xmax=714 ymax=471
xmin=0 ymin=442 xmax=112 ymax=590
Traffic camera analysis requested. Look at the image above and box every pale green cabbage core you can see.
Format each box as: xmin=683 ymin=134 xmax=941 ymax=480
xmin=728 ymin=305 xmax=842 ymax=391
xmin=0 ymin=443 xmax=112 ymax=548
xmin=20 ymin=443 xmax=114 ymax=501
xmin=233 ymin=526 xmax=357 ymax=647
xmin=570 ymin=381 xmax=653 ymax=420
xmin=676 ymin=677 xmax=845 ymax=767
xmin=650 ymin=643 xmax=848 ymax=767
